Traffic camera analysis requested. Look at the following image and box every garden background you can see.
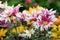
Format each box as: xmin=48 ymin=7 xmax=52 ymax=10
xmin=0 ymin=0 xmax=60 ymax=40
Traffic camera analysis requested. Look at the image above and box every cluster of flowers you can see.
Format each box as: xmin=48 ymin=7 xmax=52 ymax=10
xmin=0 ymin=1 xmax=60 ymax=40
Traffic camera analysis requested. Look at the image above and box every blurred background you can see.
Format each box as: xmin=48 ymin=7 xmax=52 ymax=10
xmin=2 ymin=0 xmax=60 ymax=15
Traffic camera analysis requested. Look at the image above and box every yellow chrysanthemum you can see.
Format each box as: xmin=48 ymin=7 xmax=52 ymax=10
xmin=51 ymin=31 xmax=60 ymax=39
xmin=28 ymin=5 xmax=40 ymax=14
xmin=11 ymin=25 xmax=25 ymax=33
xmin=51 ymin=27 xmax=57 ymax=31
xmin=51 ymin=32 xmax=57 ymax=37
xmin=0 ymin=29 xmax=7 ymax=38
xmin=28 ymin=7 xmax=33 ymax=14
xmin=35 ymin=5 xmax=40 ymax=10
xmin=51 ymin=24 xmax=57 ymax=31
xmin=11 ymin=28 xmax=16 ymax=33
xmin=17 ymin=25 xmax=25 ymax=32
xmin=51 ymin=25 xmax=60 ymax=38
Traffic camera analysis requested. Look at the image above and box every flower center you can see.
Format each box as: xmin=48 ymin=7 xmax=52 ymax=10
xmin=43 ymin=21 xmax=48 ymax=25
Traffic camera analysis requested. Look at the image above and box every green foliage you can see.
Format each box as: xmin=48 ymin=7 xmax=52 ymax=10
xmin=3 ymin=33 xmax=19 ymax=40
xmin=22 ymin=21 xmax=27 ymax=26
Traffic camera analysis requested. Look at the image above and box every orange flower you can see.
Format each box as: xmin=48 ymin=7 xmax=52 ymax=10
xmin=54 ymin=16 xmax=60 ymax=25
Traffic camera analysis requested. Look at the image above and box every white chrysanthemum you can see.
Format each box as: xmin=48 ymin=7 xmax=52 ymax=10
xmin=19 ymin=29 xmax=35 ymax=38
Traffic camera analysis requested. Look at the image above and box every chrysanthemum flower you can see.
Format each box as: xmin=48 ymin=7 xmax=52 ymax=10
xmin=51 ymin=25 xmax=60 ymax=38
xmin=11 ymin=25 xmax=25 ymax=33
xmin=22 ymin=5 xmax=57 ymax=30
xmin=0 ymin=1 xmax=22 ymax=27
xmin=19 ymin=29 xmax=35 ymax=38
xmin=0 ymin=29 xmax=7 ymax=39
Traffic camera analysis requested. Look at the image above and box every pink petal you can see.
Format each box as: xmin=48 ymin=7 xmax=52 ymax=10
xmin=13 ymin=4 xmax=21 ymax=14
xmin=38 ymin=21 xmax=43 ymax=25
xmin=9 ymin=4 xmax=21 ymax=16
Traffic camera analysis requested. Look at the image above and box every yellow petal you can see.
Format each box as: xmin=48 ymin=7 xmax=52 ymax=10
xmin=16 ymin=27 xmax=19 ymax=33
xmin=57 ymin=39 xmax=60 ymax=40
xmin=51 ymin=33 xmax=57 ymax=38
xmin=58 ymin=16 xmax=60 ymax=19
xmin=0 ymin=29 xmax=7 ymax=37
xmin=54 ymin=19 xmax=60 ymax=25
xmin=58 ymin=25 xmax=60 ymax=31
xmin=18 ymin=25 xmax=25 ymax=32
xmin=57 ymin=31 xmax=60 ymax=35
xmin=11 ymin=28 xmax=16 ymax=32
xmin=31 ymin=21 xmax=35 ymax=24
xmin=36 ymin=5 xmax=40 ymax=10
xmin=51 ymin=27 xmax=57 ymax=32
xmin=27 ymin=21 xmax=31 ymax=24
xmin=29 ymin=7 xmax=33 ymax=14
xmin=0 ymin=29 xmax=3 ymax=31
xmin=43 ymin=21 xmax=48 ymax=25
xmin=4 ymin=30 xmax=7 ymax=33
xmin=57 ymin=36 xmax=60 ymax=39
